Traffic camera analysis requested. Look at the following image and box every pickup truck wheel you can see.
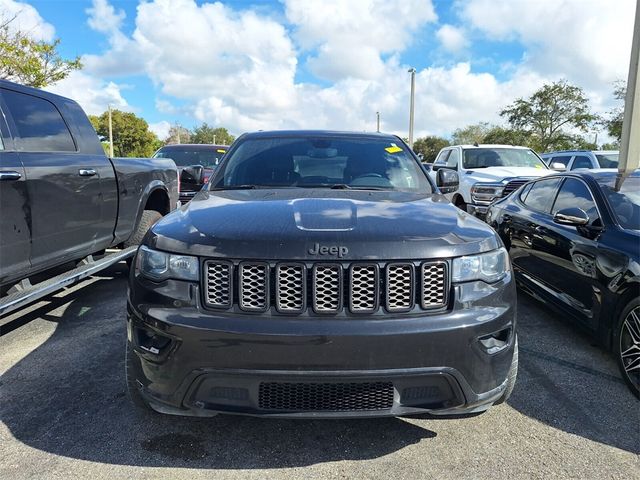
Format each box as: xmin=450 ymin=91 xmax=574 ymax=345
xmin=454 ymin=196 xmax=467 ymax=212
xmin=125 ymin=210 xmax=162 ymax=248
xmin=125 ymin=340 xmax=155 ymax=413
xmin=494 ymin=336 xmax=518 ymax=405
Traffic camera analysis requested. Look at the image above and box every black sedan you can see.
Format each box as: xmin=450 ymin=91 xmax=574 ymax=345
xmin=487 ymin=169 xmax=639 ymax=398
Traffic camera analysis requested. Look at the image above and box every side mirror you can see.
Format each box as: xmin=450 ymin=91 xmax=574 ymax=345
xmin=182 ymin=165 xmax=204 ymax=183
xmin=551 ymin=162 xmax=567 ymax=171
xmin=553 ymin=208 xmax=589 ymax=226
xmin=436 ymin=168 xmax=459 ymax=194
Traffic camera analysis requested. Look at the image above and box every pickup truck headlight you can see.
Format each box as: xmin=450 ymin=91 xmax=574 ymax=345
xmin=136 ymin=246 xmax=199 ymax=281
xmin=452 ymin=248 xmax=510 ymax=283
xmin=470 ymin=183 xmax=504 ymax=205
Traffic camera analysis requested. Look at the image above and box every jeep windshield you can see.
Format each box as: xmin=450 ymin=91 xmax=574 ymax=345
xmin=463 ymin=148 xmax=547 ymax=169
xmin=211 ymin=135 xmax=432 ymax=192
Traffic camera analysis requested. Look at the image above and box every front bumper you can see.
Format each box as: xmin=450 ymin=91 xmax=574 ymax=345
xmin=466 ymin=203 xmax=490 ymax=218
xmin=127 ymin=273 xmax=516 ymax=418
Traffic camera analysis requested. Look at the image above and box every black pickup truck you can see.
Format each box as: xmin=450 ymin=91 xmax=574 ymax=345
xmin=0 ymin=80 xmax=179 ymax=316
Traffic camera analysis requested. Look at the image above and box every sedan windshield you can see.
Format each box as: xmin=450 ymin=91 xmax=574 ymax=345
xmin=211 ymin=136 xmax=432 ymax=192
xmin=463 ymin=148 xmax=547 ymax=169
xmin=154 ymin=146 xmax=228 ymax=168
xmin=595 ymin=153 xmax=619 ymax=168
xmin=599 ymin=176 xmax=640 ymax=230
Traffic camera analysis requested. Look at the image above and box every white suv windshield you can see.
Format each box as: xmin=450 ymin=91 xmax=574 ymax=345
xmin=463 ymin=148 xmax=547 ymax=169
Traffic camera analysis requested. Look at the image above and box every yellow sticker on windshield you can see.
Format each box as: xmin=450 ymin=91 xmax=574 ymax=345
xmin=217 ymin=149 xmax=226 ymax=153
xmin=535 ymin=164 xmax=542 ymax=168
xmin=385 ymin=145 xmax=402 ymax=153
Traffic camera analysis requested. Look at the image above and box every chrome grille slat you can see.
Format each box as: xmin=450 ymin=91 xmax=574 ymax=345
xmin=239 ymin=263 xmax=269 ymax=312
xmin=349 ymin=264 xmax=379 ymax=313
xmin=501 ymin=179 xmax=530 ymax=197
xmin=313 ymin=265 xmax=342 ymax=313
xmin=276 ymin=264 xmax=305 ymax=313
xmin=204 ymin=261 xmax=232 ymax=308
xmin=421 ymin=262 xmax=448 ymax=309
xmin=386 ymin=264 xmax=414 ymax=312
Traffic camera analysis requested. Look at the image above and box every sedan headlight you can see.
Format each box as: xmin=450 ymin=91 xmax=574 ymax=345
xmin=470 ymin=183 xmax=504 ymax=204
xmin=452 ymin=248 xmax=510 ymax=283
xmin=135 ymin=246 xmax=199 ymax=281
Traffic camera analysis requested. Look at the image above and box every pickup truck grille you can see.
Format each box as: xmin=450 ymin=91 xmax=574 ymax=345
xmin=501 ymin=178 xmax=532 ymax=197
xmin=203 ymin=260 xmax=449 ymax=315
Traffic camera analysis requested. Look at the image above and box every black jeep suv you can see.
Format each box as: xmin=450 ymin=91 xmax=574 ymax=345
xmin=126 ymin=130 xmax=518 ymax=418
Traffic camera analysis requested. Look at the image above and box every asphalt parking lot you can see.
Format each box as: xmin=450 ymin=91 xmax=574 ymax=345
xmin=0 ymin=262 xmax=638 ymax=479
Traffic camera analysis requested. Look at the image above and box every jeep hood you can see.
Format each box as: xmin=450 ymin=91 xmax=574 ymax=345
xmin=148 ymin=189 xmax=500 ymax=260
xmin=465 ymin=166 xmax=551 ymax=182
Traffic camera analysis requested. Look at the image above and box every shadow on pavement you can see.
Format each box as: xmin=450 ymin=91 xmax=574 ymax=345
xmin=1 ymin=265 xmax=638 ymax=469
xmin=506 ymin=294 xmax=639 ymax=454
xmin=0 ymin=264 xmax=436 ymax=468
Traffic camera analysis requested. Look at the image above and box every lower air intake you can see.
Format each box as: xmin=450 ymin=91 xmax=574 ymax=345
xmin=259 ymin=381 xmax=395 ymax=411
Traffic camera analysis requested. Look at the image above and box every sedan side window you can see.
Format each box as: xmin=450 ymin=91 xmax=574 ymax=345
xmin=552 ymin=178 xmax=599 ymax=222
xmin=571 ymin=155 xmax=592 ymax=170
xmin=523 ymin=178 xmax=563 ymax=213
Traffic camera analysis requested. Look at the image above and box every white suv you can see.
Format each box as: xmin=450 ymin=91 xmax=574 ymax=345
xmin=429 ymin=144 xmax=551 ymax=217
xmin=540 ymin=150 xmax=619 ymax=170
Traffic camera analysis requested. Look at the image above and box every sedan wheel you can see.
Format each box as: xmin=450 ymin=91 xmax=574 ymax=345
xmin=618 ymin=303 xmax=640 ymax=398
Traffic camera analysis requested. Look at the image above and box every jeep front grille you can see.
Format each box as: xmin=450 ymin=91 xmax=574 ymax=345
xmin=203 ymin=260 xmax=449 ymax=314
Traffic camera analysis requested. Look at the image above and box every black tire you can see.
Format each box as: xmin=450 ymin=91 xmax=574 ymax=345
xmin=614 ymin=297 xmax=640 ymax=399
xmin=124 ymin=210 xmax=162 ymax=248
xmin=125 ymin=340 xmax=155 ymax=412
xmin=494 ymin=336 xmax=518 ymax=405
xmin=454 ymin=196 xmax=467 ymax=212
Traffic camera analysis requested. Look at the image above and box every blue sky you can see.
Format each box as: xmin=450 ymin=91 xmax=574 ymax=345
xmin=8 ymin=0 xmax=635 ymax=140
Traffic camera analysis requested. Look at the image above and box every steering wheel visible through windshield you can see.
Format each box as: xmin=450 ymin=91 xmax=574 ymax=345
xmin=211 ymin=135 xmax=432 ymax=193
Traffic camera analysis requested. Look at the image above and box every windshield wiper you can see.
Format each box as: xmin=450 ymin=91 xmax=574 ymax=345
xmin=297 ymin=183 xmax=388 ymax=191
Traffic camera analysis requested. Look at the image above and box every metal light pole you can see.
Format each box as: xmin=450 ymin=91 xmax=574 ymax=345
xmin=376 ymin=111 xmax=380 ymax=132
xmin=617 ymin=0 xmax=640 ymax=190
xmin=108 ymin=105 xmax=114 ymax=158
xmin=408 ymin=68 xmax=416 ymax=148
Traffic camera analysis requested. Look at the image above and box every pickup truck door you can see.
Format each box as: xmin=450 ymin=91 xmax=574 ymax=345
xmin=0 ymin=104 xmax=30 ymax=286
xmin=1 ymin=87 xmax=104 ymax=270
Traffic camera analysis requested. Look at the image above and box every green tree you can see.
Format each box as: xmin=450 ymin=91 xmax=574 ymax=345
xmin=89 ymin=110 xmax=161 ymax=158
xmin=451 ymin=122 xmax=492 ymax=145
xmin=412 ymin=135 xmax=450 ymax=162
xmin=0 ymin=15 xmax=81 ymax=87
xmin=603 ymin=81 xmax=625 ymax=143
xmin=191 ymin=123 xmax=235 ymax=145
xmin=164 ymin=124 xmax=192 ymax=144
xmin=500 ymin=80 xmax=598 ymax=153
xmin=482 ymin=126 xmax=530 ymax=147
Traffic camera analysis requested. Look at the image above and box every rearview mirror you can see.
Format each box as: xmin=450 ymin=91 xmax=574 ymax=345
xmin=551 ymin=162 xmax=567 ymax=171
xmin=436 ymin=168 xmax=459 ymax=194
xmin=553 ymin=208 xmax=589 ymax=226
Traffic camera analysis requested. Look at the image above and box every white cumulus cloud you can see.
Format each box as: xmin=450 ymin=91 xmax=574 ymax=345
xmin=436 ymin=24 xmax=468 ymax=53
xmin=285 ymin=0 xmax=437 ymax=81
xmin=0 ymin=0 xmax=55 ymax=41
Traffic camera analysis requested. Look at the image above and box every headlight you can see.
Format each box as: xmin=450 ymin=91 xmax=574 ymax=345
xmin=135 ymin=246 xmax=199 ymax=281
xmin=452 ymin=248 xmax=510 ymax=283
xmin=470 ymin=183 xmax=504 ymax=204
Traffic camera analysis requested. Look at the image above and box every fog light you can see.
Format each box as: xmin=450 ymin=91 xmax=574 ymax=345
xmin=478 ymin=327 xmax=511 ymax=354
xmin=134 ymin=326 xmax=171 ymax=356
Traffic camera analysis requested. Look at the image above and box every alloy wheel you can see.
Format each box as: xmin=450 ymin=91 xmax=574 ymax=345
xmin=620 ymin=305 xmax=640 ymax=394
